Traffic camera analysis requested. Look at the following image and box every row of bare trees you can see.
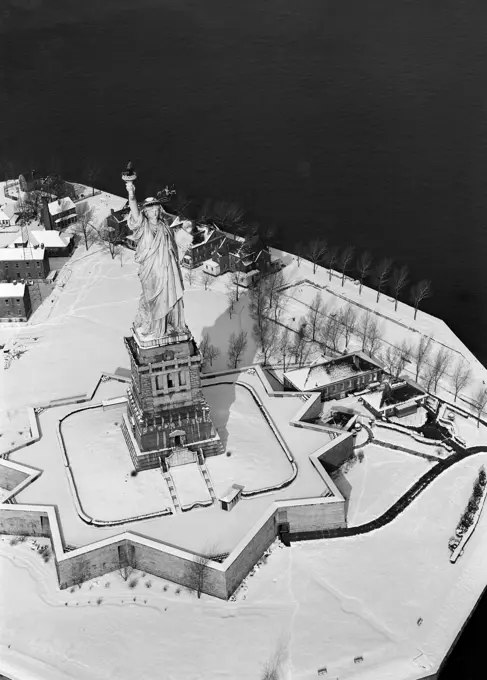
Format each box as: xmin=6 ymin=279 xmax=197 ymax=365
xmin=295 ymin=239 xmax=431 ymax=320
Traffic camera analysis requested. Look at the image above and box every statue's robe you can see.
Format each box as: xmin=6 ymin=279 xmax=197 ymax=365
xmin=128 ymin=210 xmax=192 ymax=337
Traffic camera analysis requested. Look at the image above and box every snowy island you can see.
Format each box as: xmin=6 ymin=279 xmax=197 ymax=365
xmin=1 ymin=173 xmax=487 ymax=680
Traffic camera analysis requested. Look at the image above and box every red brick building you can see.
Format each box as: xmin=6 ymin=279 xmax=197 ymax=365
xmin=0 ymin=246 xmax=50 ymax=281
xmin=0 ymin=282 xmax=32 ymax=321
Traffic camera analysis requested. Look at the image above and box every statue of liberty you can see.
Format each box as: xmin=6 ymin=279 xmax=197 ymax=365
xmin=122 ymin=163 xmax=193 ymax=337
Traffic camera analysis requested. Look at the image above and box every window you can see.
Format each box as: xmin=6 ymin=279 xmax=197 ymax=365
xmin=16 ymin=299 xmax=20 ymax=304
xmin=155 ymin=374 xmax=165 ymax=391
xmin=5 ymin=300 xmax=9 ymax=305
xmin=179 ymin=371 xmax=187 ymax=387
xmin=167 ymin=374 xmax=174 ymax=388
xmin=37 ymin=262 xmax=41 ymax=268
xmin=15 ymin=263 xmax=19 ymax=268
xmin=347 ymin=379 xmax=352 ymax=387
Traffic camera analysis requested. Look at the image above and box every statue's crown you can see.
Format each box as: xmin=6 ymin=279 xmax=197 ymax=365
xmin=143 ymin=196 xmax=161 ymax=207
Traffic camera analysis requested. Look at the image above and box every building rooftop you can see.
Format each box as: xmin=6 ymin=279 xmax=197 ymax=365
xmin=0 ymin=282 xmax=26 ymax=297
xmin=48 ymin=197 xmax=76 ymax=216
xmin=284 ymin=351 xmax=383 ymax=391
xmin=0 ymin=246 xmax=45 ymax=261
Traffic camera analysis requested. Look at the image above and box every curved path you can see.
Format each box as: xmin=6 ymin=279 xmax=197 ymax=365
xmin=291 ymin=445 xmax=487 ymax=541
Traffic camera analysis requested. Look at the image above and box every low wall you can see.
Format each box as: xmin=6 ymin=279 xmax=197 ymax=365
xmin=223 ymin=508 xmax=278 ymax=597
xmin=57 ymin=538 xmax=126 ymax=589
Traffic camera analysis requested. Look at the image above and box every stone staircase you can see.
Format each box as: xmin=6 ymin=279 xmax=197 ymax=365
xmin=199 ymin=461 xmax=216 ymax=502
xmin=161 ymin=467 xmax=181 ymax=513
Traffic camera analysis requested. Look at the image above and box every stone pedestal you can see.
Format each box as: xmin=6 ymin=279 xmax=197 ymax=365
xmin=122 ymin=327 xmax=223 ymax=470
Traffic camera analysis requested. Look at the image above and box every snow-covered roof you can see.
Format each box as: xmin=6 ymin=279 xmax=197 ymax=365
xmin=284 ymin=351 xmax=382 ymax=391
xmin=30 ymin=230 xmax=70 ymax=248
xmin=0 ymin=282 xmax=25 ymax=298
xmin=48 ymin=197 xmax=75 ymax=215
xmin=9 ymin=231 xmax=70 ymax=249
xmin=0 ymin=247 xmax=45 ymax=261
xmin=0 ymin=208 xmax=11 ymax=223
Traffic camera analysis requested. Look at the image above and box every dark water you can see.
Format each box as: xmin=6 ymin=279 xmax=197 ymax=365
xmin=0 ymin=2 xmax=486 ymax=671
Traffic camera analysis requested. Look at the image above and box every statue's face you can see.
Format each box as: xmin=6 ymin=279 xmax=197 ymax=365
xmin=145 ymin=205 xmax=160 ymax=223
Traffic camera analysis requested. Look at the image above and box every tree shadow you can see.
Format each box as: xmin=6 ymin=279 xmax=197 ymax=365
xmin=197 ymin=287 xmax=252 ymax=451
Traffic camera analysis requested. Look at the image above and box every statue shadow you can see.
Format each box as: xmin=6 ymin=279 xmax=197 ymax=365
xmin=196 ymin=287 xmax=254 ymax=451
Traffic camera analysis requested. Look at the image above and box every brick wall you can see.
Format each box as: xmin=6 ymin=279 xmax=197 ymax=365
xmin=0 ymin=508 xmax=50 ymax=536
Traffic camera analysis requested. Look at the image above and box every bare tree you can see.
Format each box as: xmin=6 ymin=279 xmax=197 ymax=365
xmin=253 ymin=317 xmax=279 ymax=365
xmin=381 ymin=341 xmax=412 ymax=379
xmin=291 ymin=320 xmax=311 ymax=367
xmin=306 ymin=237 xmax=328 ymax=274
xmin=340 ymin=303 xmax=357 ymax=350
xmin=186 ymin=544 xmax=219 ymax=598
xmin=230 ymin=270 xmax=245 ymax=302
xmin=326 ymin=312 xmax=345 ymax=353
xmin=201 ymin=271 xmax=215 ymax=290
xmin=277 ymin=326 xmax=292 ymax=373
xmin=305 ymin=293 xmax=327 ymax=342
xmin=410 ymin=279 xmax=432 ymax=320
xmin=471 ymin=386 xmax=487 ymax=428
xmin=424 ymin=347 xmax=453 ymax=392
xmin=85 ymin=161 xmax=102 ymax=196
xmin=326 ymin=246 xmax=339 ymax=282
xmin=375 ymin=257 xmax=393 ymax=303
xmin=228 ymin=331 xmax=248 ymax=368
xmin=411 ymin=335 xmax=433 ymax=382
xmin=185 ymin=268 xmax=197 ymax=287
xmin=391 ymin=265 xmax=409 ymax=312
xmin=338 ymin=245 xmax=355 ymax=287
xmin=226 ymin=284 xmax=238 ymax=318
xmin=15 ymin=192 xmax=43 ymax=226
xmin=74 ymin=203 xmax=94 ymax=250
xmin=199 ymin=332 xmax=220 ymax=368
xmin=356 ymin=311 xmax=383 ymax=357
xmin=356 ymin=251 xmax=373 ymax=295
xmin=93 ymin=221 xmax=121 ymax=259
xmin=294 ymin=241 xmax=305 ymax=267
xmin=261 ymin=636 xmax=288 ymax=680
xmin=207 ymin=344 xmax=221 ymax=367
xmin=451 ymin=359 xmax=472 ymax=402
xmin=264 ymin=269 xmax=286 ymax=323
xmin=212 ymin=200 xmax=245 ymax=232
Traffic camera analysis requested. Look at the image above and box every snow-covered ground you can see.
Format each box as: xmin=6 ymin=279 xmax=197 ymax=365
xmin=204 ymin=383 xmax=294 ymax=495
xmin=333 ymin=444 xmax=435 ymax=526
xmin=272 ymin=252 xmax=487 ymax=403
xmin=61 ymin=405 xmax=172 ymax=521
xmin=374 ymin=426 xmax=446 ymax=457
xmin=170 ymin=464 xmax=211 ymax=507
xmin=0 ymin=407 xmax=32 ymax=456
xmin=3 ymin=454 xmax=487 ymax=680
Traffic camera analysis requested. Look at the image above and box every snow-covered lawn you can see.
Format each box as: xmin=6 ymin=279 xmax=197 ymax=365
xmin=204 ymin=383 xmax=294 ymax=495
xmin=3 ymin=455 xmax=487 ymax=680
xmin=0 ymin=247 xmax=258 ymax=411
xmin=170 ymin=464 xmax=211 ymax=507
xmin=443 ymin=407 xmax=487 ymax=447
xmin=0 ymin=407 xmax=32 ymax=455
xmin=389 ymin=407 xmax=428 ymax=429
xmin=333 ymin=444 xmax=435 ymax=526
xmin=61 ymin=405 xmax=172 ymax=521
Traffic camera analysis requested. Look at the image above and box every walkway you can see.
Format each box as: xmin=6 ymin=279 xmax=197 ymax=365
xmin=291 ymin=445 xmax=487 ymax=541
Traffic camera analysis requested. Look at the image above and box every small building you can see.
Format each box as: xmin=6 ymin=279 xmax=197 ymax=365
xmin=219 ymin=484 xmax=244 ymax=511
xmin=106 ymin=204 xmax=131 ymax=246
xmin=0 ymin=246 xmax=50 ymax=281
xmin=18 ymin=171 xmax=38 ymax=193
xmin=203 ymin=233 xmax=278 ymax=278
xmin=9 ymin=230 xmax=73 ymax=257
xmin=283 ymin=351 xmax=384 ymax=401
xmin=362 ymin=378 xmax=427 ymax=419
xmin=0 ymin=207 xmax=12 ymax=228
xmin=181 ymin=223 xmax=226 ymax=269
xmin=43 ymin=197 xmax=77 ymax=231
xmin=0 ymin=282 xmax=32 ymax=321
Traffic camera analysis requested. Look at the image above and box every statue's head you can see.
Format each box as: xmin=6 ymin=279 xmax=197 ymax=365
xmin=142 ymin=197 xmax=162 ymax=223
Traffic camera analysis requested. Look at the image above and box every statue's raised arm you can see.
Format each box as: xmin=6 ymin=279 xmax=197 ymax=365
xmin=122 ymin=161 xmax=140 ymax=221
